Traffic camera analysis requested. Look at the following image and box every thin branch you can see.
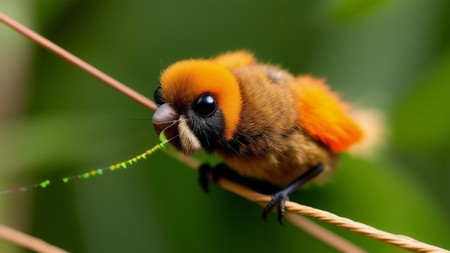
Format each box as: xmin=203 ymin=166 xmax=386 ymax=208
xmin=0 ymin=12 xmax=157 ymax=111
xmin=1 ymin=11 xmax=448 ymax=253
xmin=0 ymin=225 xmax=69 ymax=253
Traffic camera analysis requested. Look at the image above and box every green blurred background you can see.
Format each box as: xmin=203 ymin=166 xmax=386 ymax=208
xmin=0 ymin=0 xmax=449 ymax=252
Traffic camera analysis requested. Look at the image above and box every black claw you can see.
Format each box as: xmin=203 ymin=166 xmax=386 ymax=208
xmin=262 ymin=191 xmax=288 ymax=224
xmin=211 ymin=166 xmax=221 ymax=183
xmin=277 ymin=196 xmax=286 ymax=225
xmin=199 ymin=163 xmax=324 ymax=225
xmin=198 ymin=164 xmax=212 ymax=193
xmin=198 ymin=163 xmax=238 ymax=194
xmin=261 ymin=164 xmax=324 ymax=224
xmin=262 ymin=201 xmax=275 ymax=221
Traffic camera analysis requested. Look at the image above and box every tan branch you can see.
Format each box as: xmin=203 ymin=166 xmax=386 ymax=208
xmin=0 ymin=12 xmax=157 ymax=112
xmin=0 ymin=224 xmax=69 ymax=253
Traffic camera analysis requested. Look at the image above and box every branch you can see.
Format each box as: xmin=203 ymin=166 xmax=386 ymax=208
xmin=0 ymin=12 xmax=157 ymax=112
xmin=0 ymin=225 xmax=69 ymax=253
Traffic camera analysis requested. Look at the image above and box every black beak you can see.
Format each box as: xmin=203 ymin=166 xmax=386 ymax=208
xmin=152 ymin=103 xmax=182 ymax=149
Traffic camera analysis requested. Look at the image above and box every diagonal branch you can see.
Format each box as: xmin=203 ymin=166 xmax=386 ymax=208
xmin=0 ymin=225 xmax=69 ymax=253
xmin=0 ymin=12 xmax=157 ymax=112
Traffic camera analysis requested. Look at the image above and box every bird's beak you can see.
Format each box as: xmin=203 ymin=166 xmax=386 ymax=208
xmin=152 ymin=103 xmax=182 ymax=150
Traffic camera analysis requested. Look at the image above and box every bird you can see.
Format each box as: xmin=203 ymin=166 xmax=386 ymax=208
xmin=152 ymin=50 xmax=363 ymax=223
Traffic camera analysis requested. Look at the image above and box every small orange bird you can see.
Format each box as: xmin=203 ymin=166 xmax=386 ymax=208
xmin=152 ymin=51 xmax=363 ymax=222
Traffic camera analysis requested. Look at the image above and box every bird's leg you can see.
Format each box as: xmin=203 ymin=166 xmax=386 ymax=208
xmin=198 ymin=163 xmax=280 ymax=194
xmin=199 ymin=163 xmax=323 ymax=224
xmin=262 ymin=164 xmax=324 ymax=224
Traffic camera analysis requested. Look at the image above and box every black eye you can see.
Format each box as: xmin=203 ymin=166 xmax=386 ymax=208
xmin=193 ymin=94 xmax=217 ymax=117
xmin=154 ymin=87 xmax=165 ymax=106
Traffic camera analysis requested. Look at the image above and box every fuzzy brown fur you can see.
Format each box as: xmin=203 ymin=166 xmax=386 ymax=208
xmin=217 ymin=65 xmax=337 ymax=186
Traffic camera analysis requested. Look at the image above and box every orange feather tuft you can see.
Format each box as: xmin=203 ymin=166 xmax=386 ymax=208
xmin=213 ymin=50 xmax=256 ymax=69
xmin=160 ymin=60 xmax=242 ymax=140
xmin=295 ymin=76 xmax=363 ymax=153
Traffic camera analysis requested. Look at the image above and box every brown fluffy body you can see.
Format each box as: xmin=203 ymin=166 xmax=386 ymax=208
xmin=217 ymin=65 xmax=337 ymax=186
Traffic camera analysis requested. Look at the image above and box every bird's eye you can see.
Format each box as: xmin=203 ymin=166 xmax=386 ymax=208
xmin=193 ymin=94 xmax=217 ymax=117
xmin=153 ymin=87 xmax=165 ymax=106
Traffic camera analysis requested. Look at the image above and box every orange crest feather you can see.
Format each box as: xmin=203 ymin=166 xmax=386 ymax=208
xmin=213 ymin=50 xmax=256 ymax=69
xmin=295 ymin=76 xmax=363 ymax=153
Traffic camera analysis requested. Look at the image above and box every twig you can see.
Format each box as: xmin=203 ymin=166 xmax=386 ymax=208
xmin=0 ymin=224 xmax=69 ymax=253
xmin=1 ymin=11 xmax=448 ymax=253
xmin=0 ymin=12 xmax=157 ymax=112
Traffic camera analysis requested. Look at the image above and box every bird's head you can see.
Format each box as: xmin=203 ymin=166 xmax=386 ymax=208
xmin=152 ymin=60 xmax=241 ymax=154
